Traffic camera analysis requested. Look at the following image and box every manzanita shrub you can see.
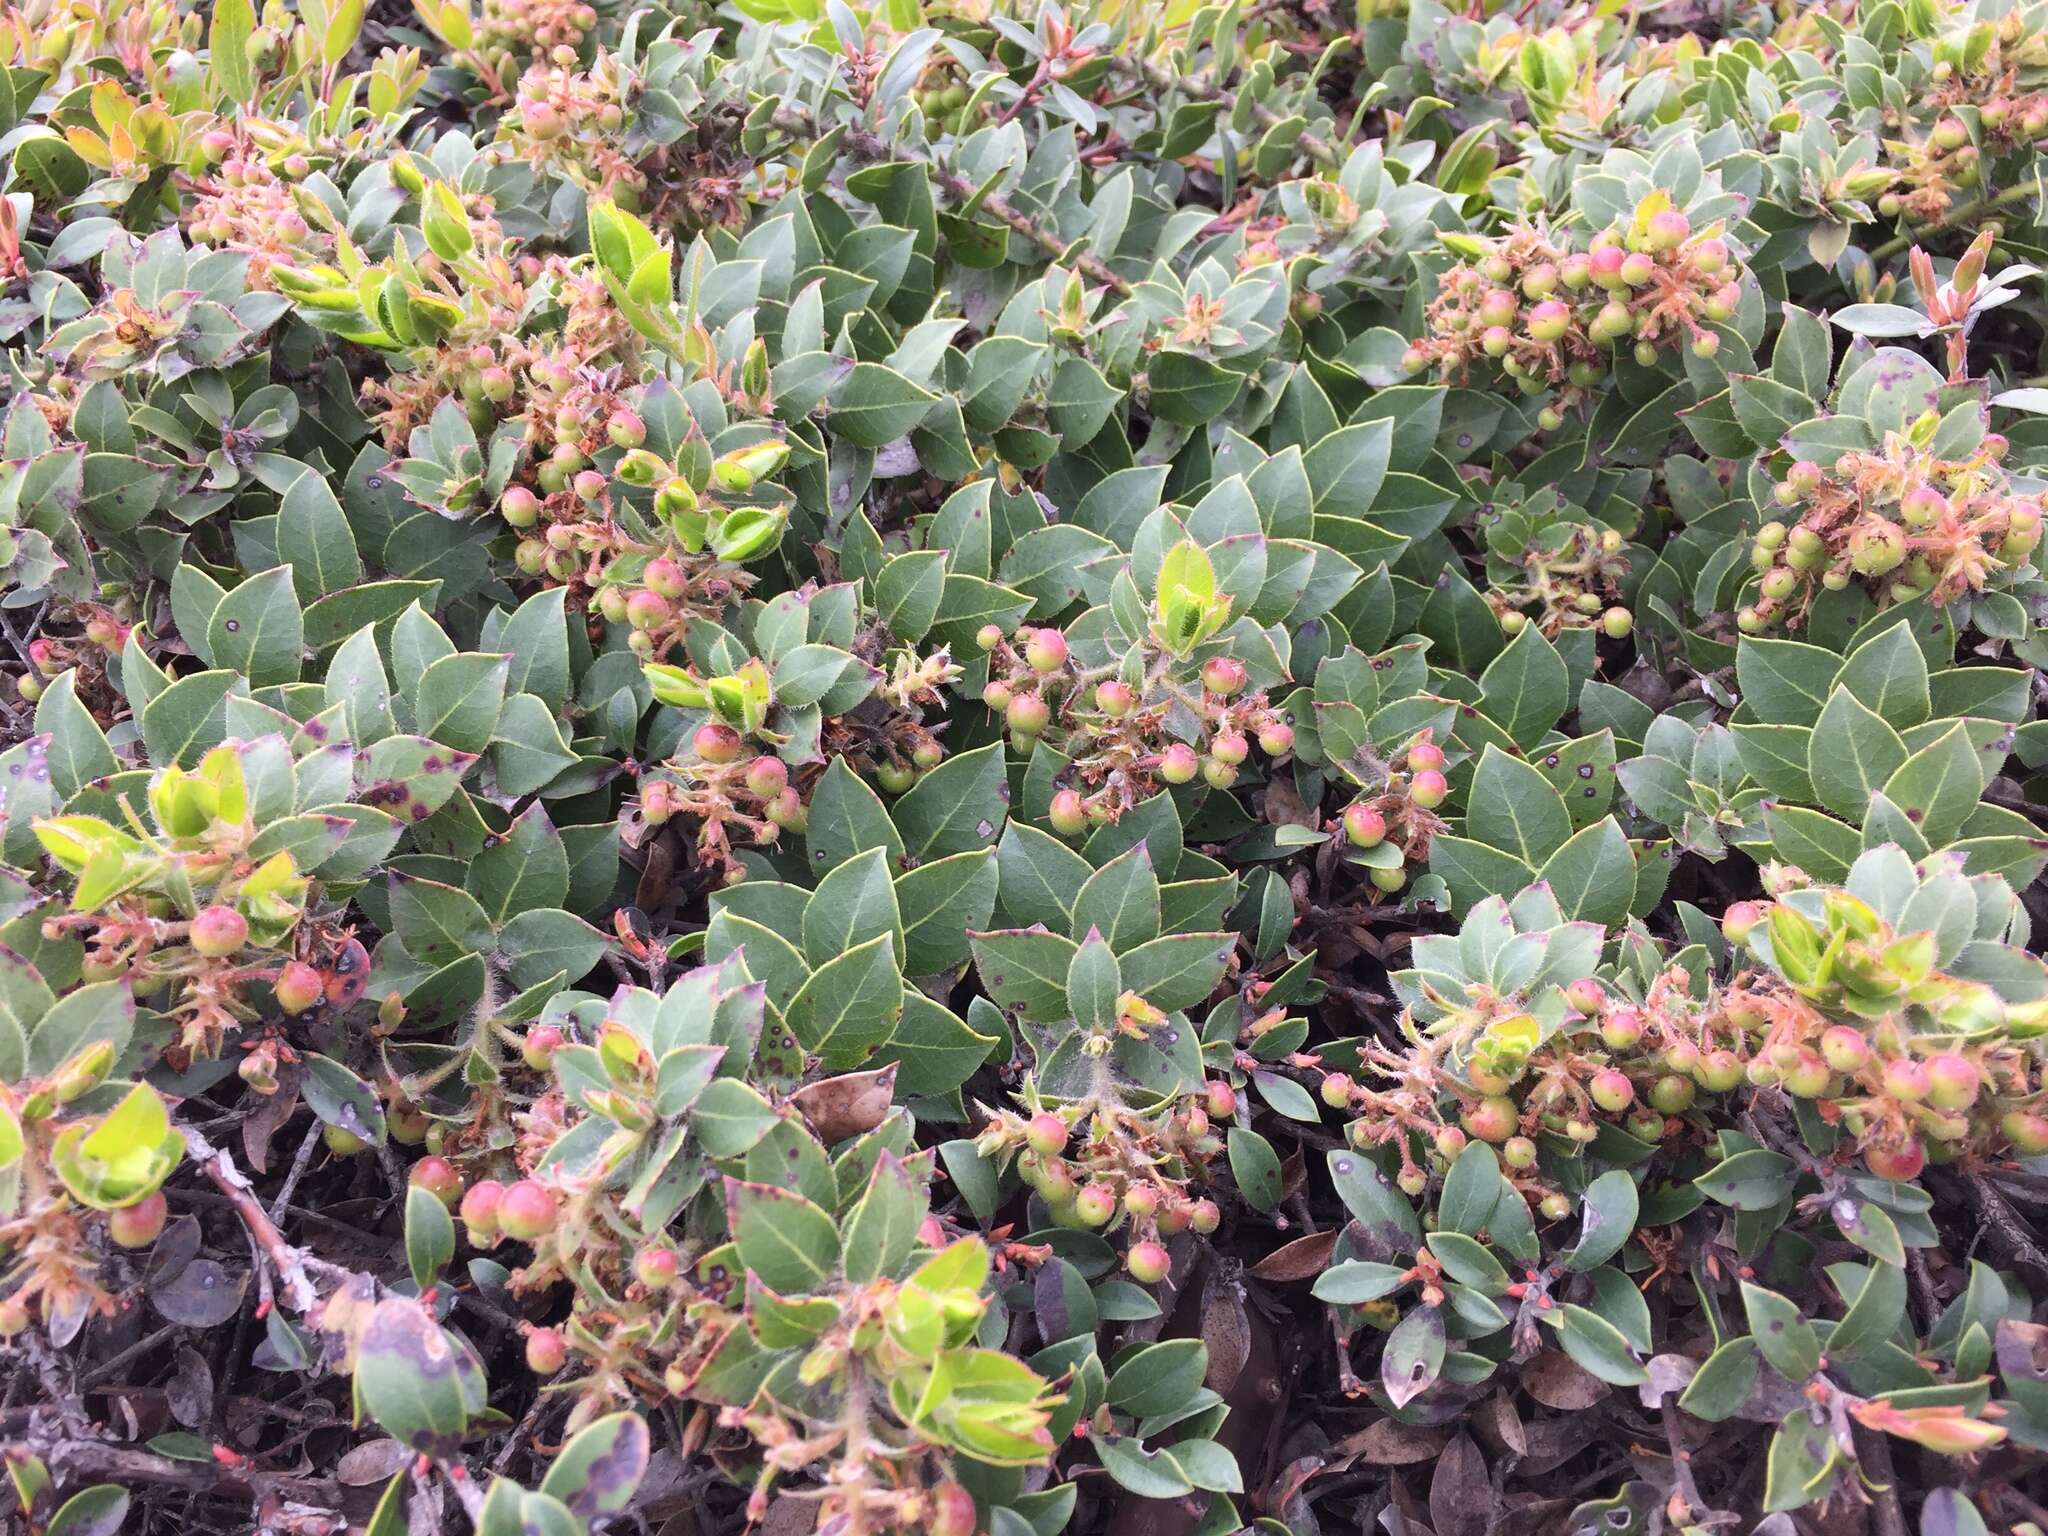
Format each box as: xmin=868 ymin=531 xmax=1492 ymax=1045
xmin=5 ymin=0 xmax=2048 ymax=1534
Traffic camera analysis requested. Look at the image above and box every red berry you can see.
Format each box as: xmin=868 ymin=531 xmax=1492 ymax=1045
xmin=1024 ymin=1112 xmax=1067 ymax=1156
xmin=1049 ymin=789 xmax=1088 ymax=837
xmin=1095 ymin=680 xmax=1136 ymax=716
xmin=1926 ymin=1054 xmax=1980 ymax=1111
xmin=694 ymin=722 xmax=743 ymax=764
xmin=1005 ymin=694 xmax=1050 ymax=735
xmin=644 ymin=557 xmax=687 ymax=599
xmin=625 ymin=590 xmax=670 ymax=629
xmin=108 ymin=1191 xmax=168 ymax=1249
xmin=1565 ymin=979 xmax=1605 ymax=1015
xmin=636 ymin=1247 xmax=680 ymax=1289
xmin=460 ymin=1180 xmax=505 ymax=1243
xmin=1649 ymin=1074 xmax=1695 ymax=1113
xmin=190 ymin=905 xmax=248 ymax=957
xmin=526 ymin=1327 xmax=568 ymax=1373
xmin=1023 ymin=628 xmax=1068 ymax=673
xmin=1882 ymin=1058 xmax=1929 ymax=1102
xmin=498 ymin=1180 xmax=557 ymax=1242
xmin=930 ymin=1480 xmax=978 ymax=1536
xmin=2001 ymin=1111 xmax=2048 ymax=1156
xmin=1158 ymin=743 xmax=1199 ymax=784
xmin=1407 ymin=740 xmax=1445 ymax=773
xmin=1409 ymin=769 xmax=1448 ymax=809
xmin=410 ymin=1156 xmax=464 ymax=1207
xmin=1209 ymin=730 xmax=1248 ymax=766
xmin=1819 ymin=1026 xmax=1870 ymax=1074
xmin=1344 ymin=804 xmax=1387 ymax=848
xmin=1204 ymin=1081 xmax=1236 ymax=1118
xmin=1257 ymin=721 xmax=1294 ymax=755
xmin=1600 ymin=1006 xmax=1640 ymax=1048
xmin=1464 ymin=1095 xmax=1517 ymax=1142
xmin=1126 ymin=1240 xmax=1171 ymax=1284
xmin=1073 ymin=1185 xmax=1116 ymax=1226
xmin=1864 ymin=1141 xmax=1925 ymax=1182
xmin=522 ymin=1024 xmax=564 ymax=1071
xmin=274 ymin=960 xmax=324 ymax=1015
xmin=1200 ymin=657 xmax=1247 ymax=696
xmin=1589 ymin=1069 xmax=1634 ymax=1112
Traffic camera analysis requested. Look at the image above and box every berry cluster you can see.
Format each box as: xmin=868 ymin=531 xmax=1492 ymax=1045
xmin=1481 ymin=513 xmax=1635 ymax=640
xmin=1336 ymin=733 xmax=1452 ymax=897
xmin=498 ymin=58 xmax=642 ymax=201
xmin=1403 ymin=201 xmax=1743 ymax=429
xmin=637 ymin=734 xmax=811 ymax=872
xmin=504 ymin=424 xmax=787 ymax=658
xmin=980 ymin=627 xmax=1292 ymax=825
xmin=1744 ymin=433 xmax=2042 ymax=630
xmin=477 ymin=0 xmax=600 ymax=67
xmin=184 ymin=142 xmax=329 ymax=289
xmin=987 ymin=1091 xmax=1231 ymax=1287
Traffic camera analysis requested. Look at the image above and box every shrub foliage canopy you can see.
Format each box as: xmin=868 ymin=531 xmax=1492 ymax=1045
xmin=3 ymin=0 xmax=2048 ymax=1533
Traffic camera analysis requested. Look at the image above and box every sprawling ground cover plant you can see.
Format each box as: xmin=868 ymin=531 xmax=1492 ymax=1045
xmin=3 ymin=0 xmax=2048 ymax=1531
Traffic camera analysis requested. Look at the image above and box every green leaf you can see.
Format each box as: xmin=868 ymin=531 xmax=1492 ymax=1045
xmin=1149 ymin=350 xmax=1243 ymax=425
xmin=1695 ymin=1148 xmax=1796 ymax=1210
xmin=785 ymin=933 xmax=903 ymax=1067
xmin=1881 ymin=724 xmax=1982 ymax=847
xmin=208 ymin=0 xmax=256 ymax=102
xmin=841 ymin=1149 xmax=926 ymax=1285
xmin=1115 ymin=931 xmax=1233 ymax=1012
xmin=539 ymin=1413 xmax=651 ymax=1520
xmin=34 ymin=671 xmax=116 ymax=800
xmin=1066 ymin=930 xmax=1121 ymax=1030
xmin=1807 ymin=687 xmax=1907 ymax=822
xmin=802 ymin=846 xmax=903 ymax=967
xmin=1741 ymin=1280 xmax=1820 ymax=1381
xmin=1467 ymin=746 xmax=1572 ymax=866
xmin=277 ymin=468 xmax=364 ymax=604
xmin=355 ymin=1296 xmax=473 ymax=1458
xmin=1071 ymin=844 xmax=1162 ymax=952
xmin=405 ymin=1183 xmax=455 ymax=1288
xmin=1313 ymin=1260 xmax=1412 ymax=1304
xmin=413 ymin=652 xmax=509 ymax=753
xmin=1382 ymin=1304 xmax=1446 ymax=1407
xmin=891 ymin=850 xmax=997 ymax=976
xmin=827 ymin=363 xmax=936 ymax=446
xmin=1107 ymin=1339 xmax=1209 ymax=1418
xmin=1564 ymin=1170 xmax=1638 ymax=1272
xmin=804 ymin=756 xmax=906 ymax=874
xmin=1736 ymin=637 xmax=1836 ymax=726
xmin=875 ymin=550 xmax=946 ymax=641
xmin=468 ymin=804 xmax=570 ymax=924
xmin=1303 ymin=418 xmax=1394 ymax=519
xmin=1538 ymin=818 xmax=1637 ymax=927
xmin=1833 ymin=623 xmax=1930 ymax=730
xmin=996 ymin=822 xmax=1092 ymax=933
xmin=1477 ymin=623 xmax=1569 ymax=751
xmin=891 ymin=741 xmax=1009 ymax=862
xmin=1678 ymin=1336 xmax=1760 ymax=1421
xmin=208 ymin=567 xmax=303 ymax=688
xmin=1553 ymin=1303 xmax=1647 ymax=1385
xmin=1227 ymin=1125 xmax=1282 ymax=1210
xmin=46 ymin=1487 xmax=129 ymax=1536
xmin=968 ymin=928 xmax=1076 ymax=1021
xmin=727 ymin=1178 xmax=839 ymax=1294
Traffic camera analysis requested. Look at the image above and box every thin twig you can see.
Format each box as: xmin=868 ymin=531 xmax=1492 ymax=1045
xmin=181 ymin=1127 xmax=320 ymax=1314
xmin=21 ymin=1434 xmax=342 ymax=1510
